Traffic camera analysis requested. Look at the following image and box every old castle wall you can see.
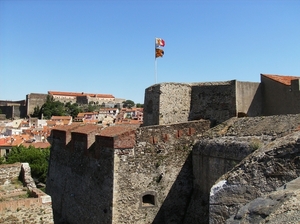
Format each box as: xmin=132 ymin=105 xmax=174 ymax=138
xmin=26 ymin=93 xmax=48 ymax=116
xmin=112 ymin=121 xmax=210 ymax=224
xmin=47 ymin=113 xmax=300 ymax=223
xmin=0 ymin=105 xmax=26 ymax=119
xmin=47 ymin=120 xmax=211 ymax=224
xmin=144 ymin=81 xmax=261 ymax=127
xmin=262 ymin=76 xmax=300 ymax=115
xmin=189 ymin=81 xmax=236 ymax=125
xmin=236 ymin=81 xmax=262 ymax=117
xmin=143 ymin=83 xmax=191 ymax=126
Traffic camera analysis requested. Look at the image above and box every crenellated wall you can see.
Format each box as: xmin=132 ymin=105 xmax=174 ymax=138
xmin=47 ymin=113 xmax=300 ymax=223
xmin=46 ymin=120 xmax=211 ymax=224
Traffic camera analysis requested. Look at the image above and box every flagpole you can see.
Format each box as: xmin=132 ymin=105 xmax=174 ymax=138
xmin=155 ymin=37 xmax=157 ymax=84
xmin=155 ymin=58 xmax=157 ymax=84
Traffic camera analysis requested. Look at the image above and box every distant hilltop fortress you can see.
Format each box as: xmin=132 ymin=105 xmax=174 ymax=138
xmin=1 ymin=73 xmax=300 ymax=120
xmin=0 ymin=91 xmax=125 ymax=119
xmin=47 ymin=91 xmax=116 ymax=104
xmin=25 ymin=91 xmax=125 ymax=117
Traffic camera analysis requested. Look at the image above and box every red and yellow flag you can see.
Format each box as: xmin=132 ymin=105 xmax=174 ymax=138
xmin=155 ymin=48 xmax=164 ymax=58
xmin=155 ymin=38 xmax=165 ymax=58
xmin=155 ymin=38 xmax=165 ymax=47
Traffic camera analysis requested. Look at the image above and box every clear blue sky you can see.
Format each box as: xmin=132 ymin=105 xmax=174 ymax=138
xmin=1 ymin=0 xmax=299 ymax=104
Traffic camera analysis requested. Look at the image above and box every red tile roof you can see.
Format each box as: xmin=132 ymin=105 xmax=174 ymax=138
xmin=71 ymin=124 xmax=102 ymax=134
xmin=53 ymin=123 xmax=83 ymax=131
xmin=262 ymin=74 xmax=300 ymax=86
xmin=99 ymin=125 xmax=139 ymax=137
xmin=48 ymin=91 xmax=115 ymax=98
xmin=51 ymin=116 xmax=72 ymax=120
xmin=21 ymin=142 xmax=51 ymax=149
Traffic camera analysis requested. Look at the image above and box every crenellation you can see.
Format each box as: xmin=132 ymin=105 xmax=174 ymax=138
xmin=47 ymin=119 xmax=211 ymax=223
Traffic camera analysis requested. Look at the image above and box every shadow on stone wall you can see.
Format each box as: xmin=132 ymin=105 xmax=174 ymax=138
xmin=246 ymin=84 xmax=262 ymax=117
xmin=152 ymin=153 xmax=193 ymax=224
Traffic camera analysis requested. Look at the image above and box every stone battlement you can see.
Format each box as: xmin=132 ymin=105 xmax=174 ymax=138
xmin=47 ymin=120 xmax=211 ymax=223
xmin=49 ymin=120 xmax=210 ymax=160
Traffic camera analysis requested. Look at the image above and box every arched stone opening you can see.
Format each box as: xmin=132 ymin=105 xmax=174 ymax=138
xmin=140 ymin=191 xmax=157 ymax=208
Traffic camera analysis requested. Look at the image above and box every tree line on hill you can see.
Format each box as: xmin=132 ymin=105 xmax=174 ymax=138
xmin=31 ymin=96 xmax=143 ymax=119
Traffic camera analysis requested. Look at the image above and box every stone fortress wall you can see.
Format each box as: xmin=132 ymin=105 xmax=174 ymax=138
xmin=26 ymin=93 xmax=48 ymax=116
xmin=143 ymin=80 xmax=261 ymax=126
xmin=47 ymin=114 xmax=300 ymax=223
xmin=46 ymin=120 xmax=210 ymax=223
xmin=47 ymin=75 xmax=300 ymax=223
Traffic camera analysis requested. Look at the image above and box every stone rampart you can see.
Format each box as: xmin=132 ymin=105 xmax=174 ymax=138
xmin=143 ymin=81 xmax=261 ymax=127
xmin=236 ymin=81 xmax=261 ymax=117
xmin=186 ymin=114 xmax=300 ymax=223
xmin=143 ymin=83 xmax=191 ymax=126
xmin=189 ymin=81 xmax=236 ymax=125
xmin=47 ymin=120 xmax=211 ymax=223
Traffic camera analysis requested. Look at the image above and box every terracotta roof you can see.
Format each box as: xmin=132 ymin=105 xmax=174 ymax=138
xmin=48 ymin=91 xmax=115 ymax=98
xmin=71 ymin=124 xmax=102 ymax=134
xmin=83 ymin=119 xmax=98 ymax=124
xmin=262 ymin=74 xmax=300 ymax=86
xmin=0 ymin=136 xmax=23 ymax=146
xmin=53 ymin=123 xmax=83 ymax=131
xmin=46 ymin=120 xmax=56 ymax=126
xmin=99 ymin=125 xmax=139 ymax=137
xmin=77 ymin=112 xmax=98 ymax=117
xmin=21 ymin=142 xmax=51 ymax=149
xmin=51 ymin=116 xmax=72 ymax=120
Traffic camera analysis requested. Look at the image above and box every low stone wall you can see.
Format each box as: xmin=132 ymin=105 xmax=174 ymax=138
xmin=0 ymin=198 xmax=53 ymax=223
xmin=0 ymin=163 xmax=53 ymax=223
xmin=0 ymin=197 xmax=41 ymax=213
xmin=0 ymin=163 xmax=21 ymax=185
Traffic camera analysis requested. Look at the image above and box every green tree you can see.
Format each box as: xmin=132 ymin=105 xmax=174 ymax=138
xmin=0 ymin=156 xmax=5 ymax=164
xmin=39 ymin=96 xmax=66 ymax=119
xmin=31 ymin=105 xmax=40 ymax=117
xmin=65 ymin=102 xmax=81 ymax=118
xmin=122 ymin=100 xmax=135 ymax=109
xmin=6 ymin=145 xmax=50 ymax=183
xmin=136 ymin=103 xmax=144 ymax=108
xmin=87 ymin=104 xmax=96 ymax=112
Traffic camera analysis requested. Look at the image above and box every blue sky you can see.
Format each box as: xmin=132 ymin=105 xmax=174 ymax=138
xmin=1 ymin=0 xmax=299 ymax=104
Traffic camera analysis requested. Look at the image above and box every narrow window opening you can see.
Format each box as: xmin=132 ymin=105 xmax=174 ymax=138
xmin=142 ymin=194 xmax=155 ymax=206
